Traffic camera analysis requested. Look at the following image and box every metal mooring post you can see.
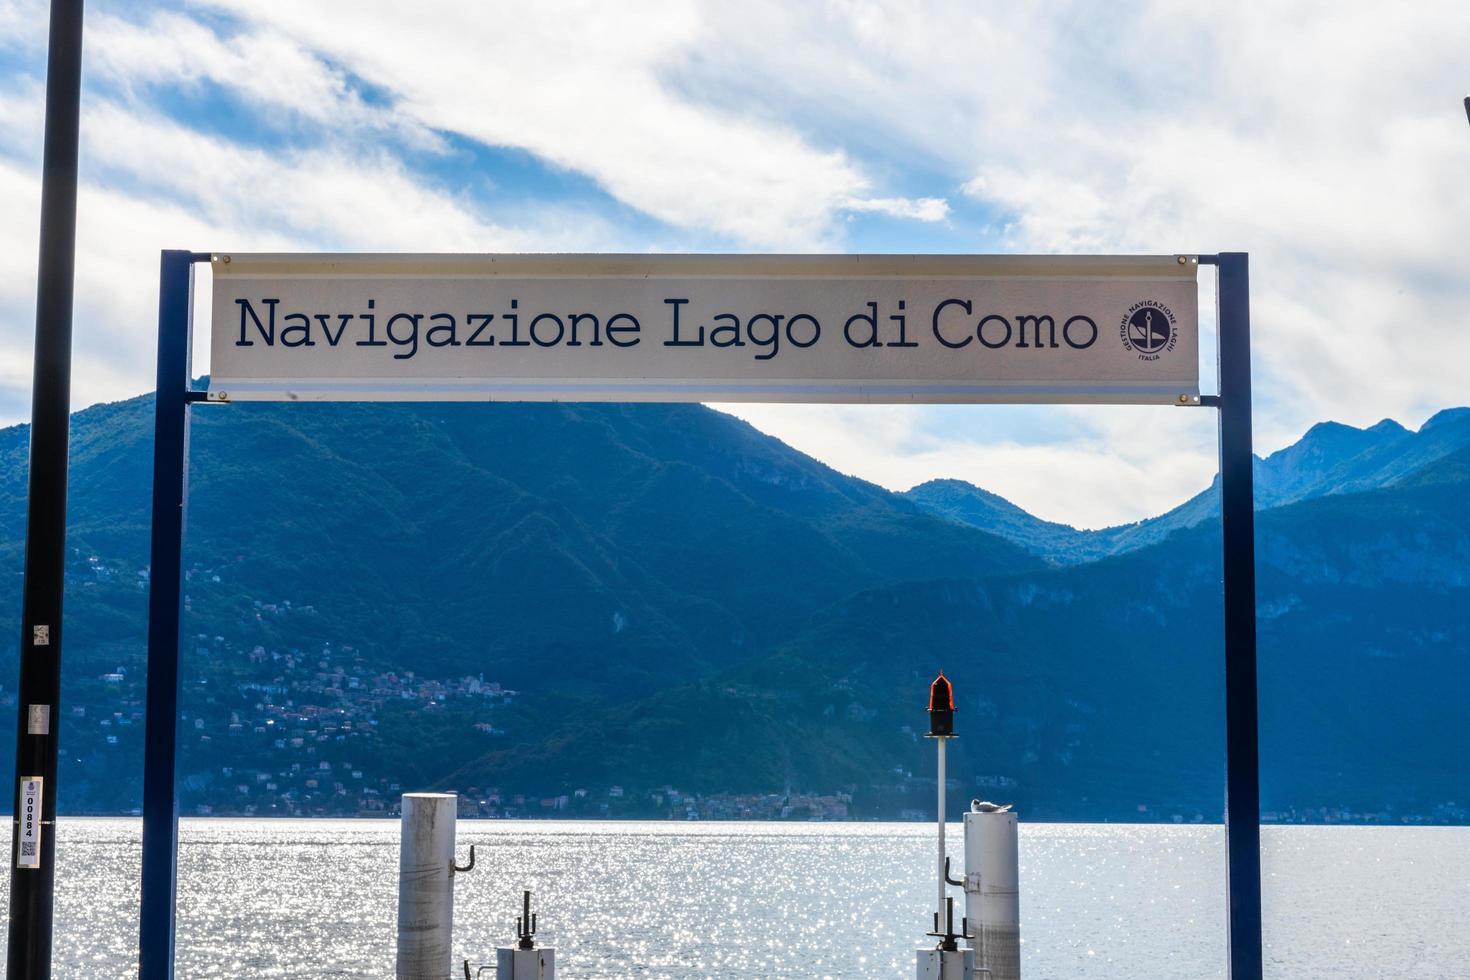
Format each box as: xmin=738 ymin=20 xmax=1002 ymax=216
xmin=1209 ymin=252 xmax=1263 ymax=980
xmin=137 ymin=251 xmax=203 ymax=980
xmin=398 ymin=793 xmax=466 ymax=980
xmin=962 ymin=802 xmax=1019 ymax=979
xmin=6 ymin=2 xmax=84 ymax=977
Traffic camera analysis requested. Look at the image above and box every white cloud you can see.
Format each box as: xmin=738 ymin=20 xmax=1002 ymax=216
xmin=0 ymin=75 xmax=43 ymax=163
xmin=0 ymin=0 xmax=47 ymax=52
xmin=0 ymin=86 xmax=618 ymax=411
xmin=75 ymin=101 xmax=544 ymax=253
xmin=198 ymin=0 xmax=944 ymax=249
xmin=954 ymin=6 xmax=1470 ymax=450
xmin=0 ymin=154 xmax=232 ymax=409
xmin=86 ymin=10 xmax=445 ymax=149
xmin=717 ymin=402 xmax=1220 ymax=529
xmin=841 ymin=196 xmax=949 ymax=222
xmin=1 ymin=0 xmax=1465 ymax=528
xmin=684 ymin=0 xmax=1470 ymax=488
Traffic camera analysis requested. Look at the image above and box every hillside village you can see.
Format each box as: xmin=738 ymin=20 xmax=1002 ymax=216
xmin=7 ymin=569 xmax=1458 ymax=824
xmin=20 ymin=564 xmax=861 ymax=821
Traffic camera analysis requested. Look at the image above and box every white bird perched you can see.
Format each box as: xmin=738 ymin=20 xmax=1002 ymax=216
xmin=971 ymin=800 xmax=1013 ymax=813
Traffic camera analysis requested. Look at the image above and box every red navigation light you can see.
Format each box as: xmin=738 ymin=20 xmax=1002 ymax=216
xmin=927 ymin=671 xmax=955 ymax=737
xmin=928 ymin=672 xmax=954 ymax=711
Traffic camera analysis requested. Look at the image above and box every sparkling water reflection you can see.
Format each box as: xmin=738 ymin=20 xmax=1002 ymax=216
xmin=1 ymin=820 xmax=1466 ymax=978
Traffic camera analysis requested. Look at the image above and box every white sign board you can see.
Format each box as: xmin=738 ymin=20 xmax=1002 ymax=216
xmin=208 ymin=254 xmax=1199 ymax=404
xmin=16 ymin=776 xmax=41 ymax=869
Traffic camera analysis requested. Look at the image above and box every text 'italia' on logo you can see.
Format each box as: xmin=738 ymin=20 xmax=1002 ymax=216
xmin=1119 ymin=301 xmax=1178 ymax=361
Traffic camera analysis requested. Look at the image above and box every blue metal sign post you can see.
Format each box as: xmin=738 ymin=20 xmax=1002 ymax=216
xmin=138 ymin=250 xmax=208 ymax=980
xmin=1209 ymin=252 xmax=1263 ymax=980
xmin=135 ymin=250 xmax=1261 ymax=979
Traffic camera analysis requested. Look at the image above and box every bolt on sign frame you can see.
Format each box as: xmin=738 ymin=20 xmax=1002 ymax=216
xmin=136 ymin=250 xmax=1260 ymax=979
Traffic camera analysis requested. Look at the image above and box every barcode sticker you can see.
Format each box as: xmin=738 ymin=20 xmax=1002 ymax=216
xmin=17 ymin=777 xmax=42 ymax=869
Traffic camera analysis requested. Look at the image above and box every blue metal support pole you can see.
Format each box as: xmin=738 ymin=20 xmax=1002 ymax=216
xmin=7 ymin=3 xmax=84 ymax=977
xmin=138 ymin=251 xmax=196 ymax=980
xmin=1215 ymin=252 xmax=1262 ymax=980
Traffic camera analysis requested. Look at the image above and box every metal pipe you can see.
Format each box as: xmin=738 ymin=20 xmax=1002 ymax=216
xmin=398 ymin=794 xmax=459 ymax=980
xmin=7 ymin=3 xmax=85 ymax=976
xmin=936 ymin=738 xmax=947 ymax=925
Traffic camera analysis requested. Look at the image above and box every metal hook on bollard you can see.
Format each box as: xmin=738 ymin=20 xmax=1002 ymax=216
xmin=454 ymin=844 xmax=476 ymax=875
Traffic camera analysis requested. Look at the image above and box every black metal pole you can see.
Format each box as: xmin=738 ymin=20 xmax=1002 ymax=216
xmin=1215 ymin=252 xmax=1263 ymax=980
xmin=7 ymin=3 xmax=84 ymax=978
xmin=138 ymin=251 xmax=196 ymax=980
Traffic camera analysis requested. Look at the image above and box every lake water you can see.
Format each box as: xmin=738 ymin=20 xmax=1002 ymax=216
xmin=2 ymin=820 xmax=1466 ymax=978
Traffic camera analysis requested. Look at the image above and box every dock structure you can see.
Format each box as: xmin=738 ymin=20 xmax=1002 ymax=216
xmin=110 ymin=247 xmax=1261 ymax=979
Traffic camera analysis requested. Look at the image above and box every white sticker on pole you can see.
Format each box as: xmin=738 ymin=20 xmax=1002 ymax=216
xmin=208 ymin=253 xmax=1200 ymax=405
xmin=17 ymin=777 xmax=42 ymax=869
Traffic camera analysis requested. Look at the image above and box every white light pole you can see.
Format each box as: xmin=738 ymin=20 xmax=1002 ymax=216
xmin=927 ymin=672 xmax=956 ymax=926
xmin=917 ymin=672 xmax=973 ymax=979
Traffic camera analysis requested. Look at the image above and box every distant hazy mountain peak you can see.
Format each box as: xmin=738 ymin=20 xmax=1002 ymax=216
xmin=907 ymin=477 xmax=974 ymax=493
xmin=1298 ymin=419 xmax=1358 ymax=438
xmin=1420 ymin=407 xmax=1470 ymax=432
xmin=1366 ymin=418 xmax=1410 ymax=436
xmin=906 ymin=405 xmax=1470 ymax=565
xmin=1282 ymin=417 xmax=1408 ymax=457
xmin=906 ymin=479 xmax=1033 ymax=517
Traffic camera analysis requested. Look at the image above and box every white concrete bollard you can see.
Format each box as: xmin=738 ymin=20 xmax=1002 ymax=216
xmin=963 ymin=804 xmax=1020 ymax=980
xmin=496 ymin=947 xmax=555 ymax=979
xmin=397 ymin=793 xmax=459 ymax=980
xmin=916 ymin=948 xmax=975 ymax=979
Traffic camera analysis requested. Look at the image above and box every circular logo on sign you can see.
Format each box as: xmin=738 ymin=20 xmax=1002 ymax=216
xmin=1119 ymin=302 xmax=1178 ymax=360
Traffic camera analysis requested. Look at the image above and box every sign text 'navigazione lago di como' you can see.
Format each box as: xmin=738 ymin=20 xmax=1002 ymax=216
xmin=208 ymin=254 xmax=1200 ymax=404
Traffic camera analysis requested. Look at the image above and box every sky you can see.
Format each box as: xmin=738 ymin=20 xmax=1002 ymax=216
xmin=0 ymin=0 xmax=1466 ymax=528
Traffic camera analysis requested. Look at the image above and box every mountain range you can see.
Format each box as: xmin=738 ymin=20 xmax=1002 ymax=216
xmin=906 ymin=408 xmax=1470 ymax=564
xmin=0 ymin=395 xmax=1465 ymax=821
